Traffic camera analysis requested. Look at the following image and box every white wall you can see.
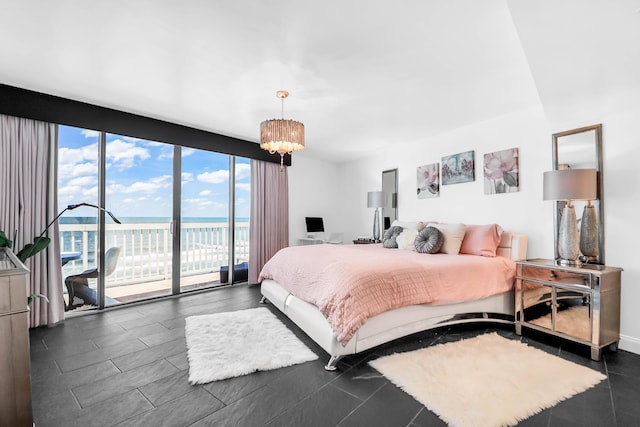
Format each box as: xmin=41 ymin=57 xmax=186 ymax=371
xmin=337 ymin=106 xmax=553 ymax=258
xmin=596 ymin=109 xmax=640 ymax=354
xmin=287 ymin=152 xmax=342 ymax=246
xmin=288 ymin=104 xmax=640 ymax=355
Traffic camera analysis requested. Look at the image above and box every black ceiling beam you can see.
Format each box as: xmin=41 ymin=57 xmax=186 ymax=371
xmin=0 ymin=83 xmax=289 ymax=166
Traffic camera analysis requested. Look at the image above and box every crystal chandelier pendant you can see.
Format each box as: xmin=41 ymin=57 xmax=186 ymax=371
xmin=260 ymin=91 xmax=305 ymax=169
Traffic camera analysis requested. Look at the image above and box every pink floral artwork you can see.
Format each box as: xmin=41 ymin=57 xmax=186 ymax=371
xmin=417 ymin=163 xmax=439 ymax=199
xmin=484 ymin=148 xmax=519 ymax=194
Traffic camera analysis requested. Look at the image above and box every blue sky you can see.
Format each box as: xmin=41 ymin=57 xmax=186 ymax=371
xmin=58 ymin=125 xmax=251 ymax=219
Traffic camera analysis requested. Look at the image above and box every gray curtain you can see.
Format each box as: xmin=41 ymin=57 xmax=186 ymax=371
xmin=0 ymin=114 xmax=65 ymax=327
xmin=248 ymin=160 xmax=289 ymax=284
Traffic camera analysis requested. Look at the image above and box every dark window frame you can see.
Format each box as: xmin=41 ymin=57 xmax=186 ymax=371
xmin=0 ymin=83 xmax=289 ymax=166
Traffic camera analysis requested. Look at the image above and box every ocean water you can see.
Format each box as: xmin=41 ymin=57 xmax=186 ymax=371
xmin=60 ymin=217 xmax=249 ymax=224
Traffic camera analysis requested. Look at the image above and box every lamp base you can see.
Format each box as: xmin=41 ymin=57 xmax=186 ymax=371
xmin=579 ymin=255 xmax=599 ymax=264
xmin=372 ymin=208 xmax=380 ymax=242
xmin=557 ymin=204 xmax=580 ymax=264
xmin=556 ymin=258 xmax=583 ymax=267
xmin=580 ymin=204 xmax=599 ymax=259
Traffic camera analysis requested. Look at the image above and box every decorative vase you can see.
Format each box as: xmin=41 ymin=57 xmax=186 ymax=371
xmin=558 ymin=204 xmax=579 ymax=265
xmin=580 ymin=203 xmax=599 ymax=261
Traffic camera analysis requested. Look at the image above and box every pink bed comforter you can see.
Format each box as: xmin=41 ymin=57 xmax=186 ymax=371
xmin=259 ymin=244 xmax=516 ymax=345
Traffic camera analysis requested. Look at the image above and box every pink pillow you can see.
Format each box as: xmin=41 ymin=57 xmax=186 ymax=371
xmin=459 ymin=224 xmax=504 ymax=257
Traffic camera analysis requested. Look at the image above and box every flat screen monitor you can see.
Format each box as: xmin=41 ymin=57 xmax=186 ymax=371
xmin=305 ymin=217 xmax=324 ymax=233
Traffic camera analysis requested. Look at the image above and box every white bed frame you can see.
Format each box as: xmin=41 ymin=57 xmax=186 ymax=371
xmin=260 ymin=232 xmax=528 ymax=370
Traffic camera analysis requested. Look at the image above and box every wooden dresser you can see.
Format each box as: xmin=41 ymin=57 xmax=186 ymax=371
xmin=0 ymin=248 xmax=32 ymax=426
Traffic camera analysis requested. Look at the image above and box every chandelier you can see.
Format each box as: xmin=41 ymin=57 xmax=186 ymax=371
xmin=260 ymin=90 xmax=305 ymax=167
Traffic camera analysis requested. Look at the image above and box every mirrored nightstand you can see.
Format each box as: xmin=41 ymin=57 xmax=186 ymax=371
xmin=515 ymin=258 xmax=622 ymax=361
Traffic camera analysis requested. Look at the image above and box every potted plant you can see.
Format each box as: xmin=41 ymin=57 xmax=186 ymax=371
xmin=0 ymin=231 xmax=50 ymax=306
xmin=1 ymin=203 xmax=120 ymax=308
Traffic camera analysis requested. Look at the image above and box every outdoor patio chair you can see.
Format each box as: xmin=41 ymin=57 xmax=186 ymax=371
xmin=64 ymin=246 xmax=121 ymax=311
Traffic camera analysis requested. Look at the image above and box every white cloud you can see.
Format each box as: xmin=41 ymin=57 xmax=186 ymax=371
xmin=235 ymin=182 xmax=251 ymax=192
xmin=81 ymin=129 xmax=100 ymax=138
xmin=59 ymin=162 xmax=98 ymax=180
xmin=157 ymin=147 xmax=174 ymax=160
xmin=199 ymin=190 xmax=212 ymax=196
xmin=235 ymin=163 xmax=251 ymax=179
xmin=122 ymin=136 xmax=146 ymax=143
xmin=183 ymin=198 xmax=216 ymax=210
xmin=59 ymin=138 xmax=151 ymax=177
xmin=67 ymin=175 xmax=97 ymax=187
xmin=107 ymin=175 xmax=171 ymax=195
xmin=191 ymin=163 xmax=250 ymax=185
xmin=197 ymin=170 xmax=228 ymax=184
xmin=58 ymin=144 xmax=99 ymax=179
xmin=106 ymin=139 xmax=150 ymax=169
xmin=144 ymin=140 xmax=166 ymax=147
xmin=128 ymin=176 xmax=171 ymax=193
xmin=58 ymin=184 xmax=99 ymax=204
xmin=182 ymin=147 xmax=195 ymax=157
xmin=58 ymin=185 xmax=84 ymax=197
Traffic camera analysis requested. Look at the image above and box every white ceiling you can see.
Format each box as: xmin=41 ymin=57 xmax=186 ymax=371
xmin=1 ymin=1 xmax=639 ymax=162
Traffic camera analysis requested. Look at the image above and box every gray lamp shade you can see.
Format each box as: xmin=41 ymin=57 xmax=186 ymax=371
xmin=543 ymin=169 xmax=597 ymax=201
xmin=367 ymin=191 xmax=385 ymax=208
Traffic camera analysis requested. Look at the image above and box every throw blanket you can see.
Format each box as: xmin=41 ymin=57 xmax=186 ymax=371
xmin=259 ymin=244 xmax=516 ymax=345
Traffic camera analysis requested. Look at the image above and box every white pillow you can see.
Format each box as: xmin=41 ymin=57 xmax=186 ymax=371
xmin=396 ymin=229 xmax=419 ymax=251
xmin=431 ymin=223 xmax=466 ymax=254
xmin=390 ymin=220 xmax=426 ymax=232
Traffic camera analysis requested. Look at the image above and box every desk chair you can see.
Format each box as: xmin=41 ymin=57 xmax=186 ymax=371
xmin=64 ymin=247 xmax=121 ymax=311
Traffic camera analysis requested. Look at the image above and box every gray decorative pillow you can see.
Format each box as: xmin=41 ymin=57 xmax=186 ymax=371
xmin=414 ymin=226 xmax=444 ymax=254
xmin=382 ymin=226 xmax=404 ymax=249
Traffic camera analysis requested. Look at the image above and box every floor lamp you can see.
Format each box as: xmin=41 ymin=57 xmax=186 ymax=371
xmin=367 ymin=191 xmax=385 ymax=242
xmin=543 ymin=169 xmax=597 ymax=266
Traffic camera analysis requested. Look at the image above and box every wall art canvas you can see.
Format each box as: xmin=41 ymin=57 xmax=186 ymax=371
xmin=484 ymin=148 xmax=519 ymax=194
xmin=417 ymin=163 xmax=439 ymax=199
xmin=441 ymin=150 xmax=475 ymax=185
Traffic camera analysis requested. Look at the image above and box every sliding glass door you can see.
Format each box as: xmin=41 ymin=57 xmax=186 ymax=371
xmin=103 ymin=133 xmax=174 ymax=305
xmin=57 ymin=126 xmax=100 ymax=310
xmin=179 ymin=148 xmax=230 ymax=291
xmin=58 ymin=125 xmax=250 ymax=312
xmin=234 ymin=157 xmax=251 ymax=281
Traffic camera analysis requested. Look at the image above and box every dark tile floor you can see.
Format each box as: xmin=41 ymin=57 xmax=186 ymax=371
xmin=30 ymin=284 xmax=640 ymax=426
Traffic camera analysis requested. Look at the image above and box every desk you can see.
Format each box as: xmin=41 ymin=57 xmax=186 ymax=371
xmin=61 ymin=251 xmax=81 ymax=266
xmin=298 ymin=238 xmax=324 ymax=246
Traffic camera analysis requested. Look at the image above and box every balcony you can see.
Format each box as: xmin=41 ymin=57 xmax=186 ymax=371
xmin=60 ymin=221 xmax=249 ymax=309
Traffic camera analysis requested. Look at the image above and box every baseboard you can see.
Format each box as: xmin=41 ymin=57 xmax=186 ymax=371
xmin=619 ymin=334 xmax=640 ymax=355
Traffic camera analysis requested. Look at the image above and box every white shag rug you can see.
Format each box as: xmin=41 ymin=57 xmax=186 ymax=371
xmin=185 ymin=307 xmax=318 ymax=384
xmin=369 ymin=332 xmax=605 ymax=427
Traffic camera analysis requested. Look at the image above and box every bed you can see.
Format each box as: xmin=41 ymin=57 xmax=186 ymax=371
xmin=259 ymin=229 xmax=528 ymax=370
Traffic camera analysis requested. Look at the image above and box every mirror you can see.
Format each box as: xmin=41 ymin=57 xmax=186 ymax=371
xmin=382 ymin=169 xmax=398 ymax=231
xmin=552 ymin=124 xmax=604 ymax=264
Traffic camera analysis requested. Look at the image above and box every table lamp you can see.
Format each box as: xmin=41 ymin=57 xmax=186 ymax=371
xmin=543 ymin=169 xmax=597 ymax=266
xmin=367 ymin=191 xmax=385 ymax=242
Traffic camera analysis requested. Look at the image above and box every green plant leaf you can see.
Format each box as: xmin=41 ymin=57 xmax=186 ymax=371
xmin=29 ymin=293 xmax=50 ymax=303
xmin=0 ymin=231 xmax=12 ymax=248
xmin=17 ymin=237 xmax=51 ymax=262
